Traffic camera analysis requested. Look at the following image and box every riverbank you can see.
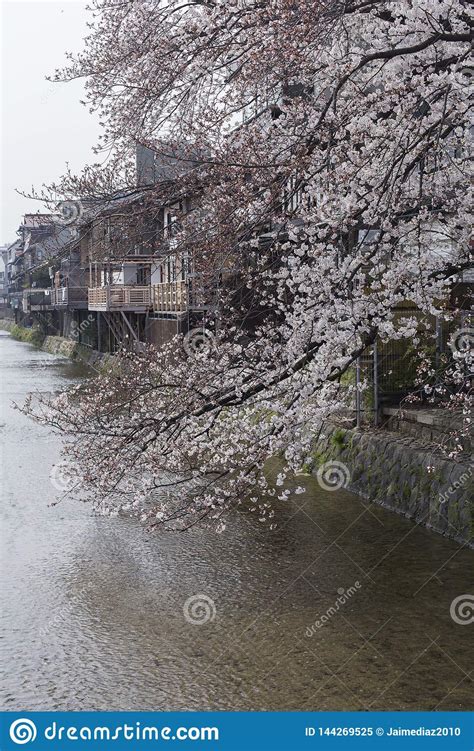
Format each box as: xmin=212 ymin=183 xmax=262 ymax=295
xmin=1 ymin=328 xmax=473 ymax=711
xmin=0 ymin=319 xmax=45 ymax=347
xmin=309 ymin=422 xmax=473 ymax=547
xmin=2 ymin=321 xmax=472 ymax=546
xmin=0 ymin=320 xmax=106 ymax=368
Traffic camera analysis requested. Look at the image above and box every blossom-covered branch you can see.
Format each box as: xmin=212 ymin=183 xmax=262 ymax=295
xmin=26 ymin=0 xmax=472 ymax=528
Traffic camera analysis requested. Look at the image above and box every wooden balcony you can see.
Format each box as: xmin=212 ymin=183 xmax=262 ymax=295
xmin=52 ymin=286 xmax=88 ymax=309
xmin=151 ymin=281 xmax=187 ymax=313
xmin=88 ymin=285 xmax=152 ymax=312
xmin=22 ymin=288 xmax=53 ymax=312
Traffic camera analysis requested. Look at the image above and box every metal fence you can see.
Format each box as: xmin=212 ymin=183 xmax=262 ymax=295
xmin=353 ymin=308 xmax=473 ymax=426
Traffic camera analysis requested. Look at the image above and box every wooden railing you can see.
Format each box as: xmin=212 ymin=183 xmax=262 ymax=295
xmin=88 ymin=285 xmax=151 ymax=310
xmin=151 ymin=281 xmax=187 ymax=312
xmin=88 ymin=281 xmax=206 ymax=312
xmin=88 ymin=287 xmax=108 ymax=308
xmin=125 ymin=286 xmax=152 ymax=306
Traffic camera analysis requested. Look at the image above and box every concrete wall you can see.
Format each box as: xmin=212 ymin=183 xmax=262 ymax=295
xmin=150 ymin=264 xmax=163 ymax=284
xmin=383 ymin=407 xmax=472 ymax=454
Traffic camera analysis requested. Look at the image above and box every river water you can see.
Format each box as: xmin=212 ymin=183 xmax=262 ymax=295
xmin=0 ymin=330 xmax=472 ymax=711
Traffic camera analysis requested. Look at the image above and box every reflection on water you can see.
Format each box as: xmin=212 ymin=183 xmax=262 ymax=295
xmin=0 ymin=331 xmax=473 ymax=711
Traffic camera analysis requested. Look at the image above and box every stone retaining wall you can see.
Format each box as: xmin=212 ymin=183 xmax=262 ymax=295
xmin=310 ymin=423 xmax=474 ymax=546
xmin=41 ymin=335 xmax=106 ymax=368
xmin=0 ymin=321 xmax=109 ymax=369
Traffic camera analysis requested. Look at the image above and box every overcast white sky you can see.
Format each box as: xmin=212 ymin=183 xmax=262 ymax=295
xmin=1 ymin=1 xmax=100 ymax=244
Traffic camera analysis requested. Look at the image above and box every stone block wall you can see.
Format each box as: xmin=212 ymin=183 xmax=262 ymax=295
xmin=310 ymin=423 xmax=473 ymax=546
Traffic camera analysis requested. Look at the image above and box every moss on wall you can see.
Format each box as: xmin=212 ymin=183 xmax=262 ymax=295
xmin=309 ymin=421 xmax=473 ymax=546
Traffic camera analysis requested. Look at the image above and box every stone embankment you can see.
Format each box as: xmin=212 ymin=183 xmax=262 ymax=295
xmin=2 ymin=320 xmax=472 ymax=545
xmin=0 ymin=321 xmax=106 ymax=369
xmin=310 ymin=422 xmax=473 ymax=546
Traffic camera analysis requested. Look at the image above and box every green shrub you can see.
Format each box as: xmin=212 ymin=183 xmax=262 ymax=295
xmin=331 ymin=428 xmax=347 ymax=451
xmin=9 ymin=324 xmax=45 ymax=347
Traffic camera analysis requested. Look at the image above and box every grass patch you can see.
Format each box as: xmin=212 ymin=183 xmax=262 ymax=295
xmin=331 ymin=428 xmax=347 ymax=451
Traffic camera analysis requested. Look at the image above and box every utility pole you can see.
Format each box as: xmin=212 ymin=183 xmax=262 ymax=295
xmin=355 ymin=357 xmax=361 ymax=429
xmin=373 ymin=341 xmax=379 ymax=427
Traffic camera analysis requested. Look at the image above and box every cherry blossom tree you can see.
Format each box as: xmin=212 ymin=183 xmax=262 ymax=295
xmin=28 ymin=0 xmax=472 ymax=528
